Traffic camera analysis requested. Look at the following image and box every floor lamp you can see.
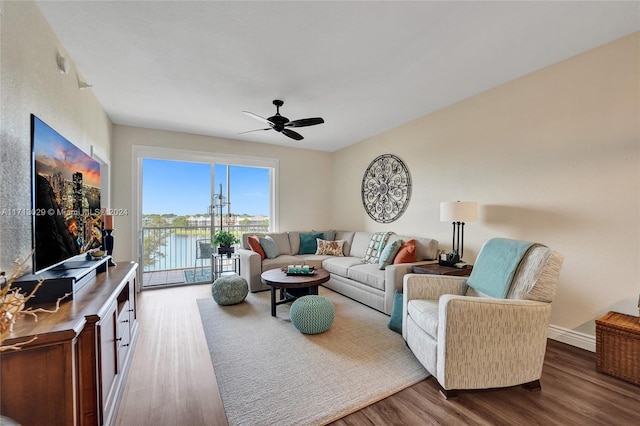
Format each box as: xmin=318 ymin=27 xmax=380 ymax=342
xmin=440 ymin=201 xmax=478 ymax=265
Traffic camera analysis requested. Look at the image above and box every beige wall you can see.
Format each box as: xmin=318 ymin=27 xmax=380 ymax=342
xmin=111 ymin=125 xmax=333 ymax=261
xmin=0 ymin=1 xmax=112 ymax=272
xmin=333 ymin=33 xmax=640 ymax=338
xmin=2 ymin=1 xmax=637 ymax=345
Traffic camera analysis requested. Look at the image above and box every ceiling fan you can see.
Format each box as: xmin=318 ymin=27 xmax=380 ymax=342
xmin=240 ymin=100 xmax=324 ymax=141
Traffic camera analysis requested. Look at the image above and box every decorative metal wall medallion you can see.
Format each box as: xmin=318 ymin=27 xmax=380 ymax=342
xmin=361 ymin=154 xmax=412 ymax=223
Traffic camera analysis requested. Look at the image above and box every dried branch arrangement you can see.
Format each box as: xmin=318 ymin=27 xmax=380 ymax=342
xmin=0 ymin=251 xmax=69 ymax=352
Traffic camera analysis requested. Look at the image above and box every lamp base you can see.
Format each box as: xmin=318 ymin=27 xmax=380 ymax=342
xmin=103 ymin=229 xmax=117 ymax=267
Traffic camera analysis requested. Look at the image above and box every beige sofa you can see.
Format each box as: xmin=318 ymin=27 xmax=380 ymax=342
xmin=237 ymin=231 xmax=438 ymax=315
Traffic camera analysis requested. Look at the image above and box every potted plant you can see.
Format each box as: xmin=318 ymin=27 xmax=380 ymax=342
xmin=212 ymin=230 xmax=240 ymax=257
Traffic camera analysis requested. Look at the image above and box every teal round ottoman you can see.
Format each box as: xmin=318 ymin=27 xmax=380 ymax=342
xmin=290 ymin=295 xmax=334 ymax=334
xmin=211 ymin=275 xmax=248 ymax=305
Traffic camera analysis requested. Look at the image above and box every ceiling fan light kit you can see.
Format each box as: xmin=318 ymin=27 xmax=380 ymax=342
xmin=241 ymin=99 xmax=324 ymax=141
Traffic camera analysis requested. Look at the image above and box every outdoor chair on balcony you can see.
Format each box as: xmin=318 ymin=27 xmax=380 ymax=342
xmin=193 ymin=239 xmax=213 ymax=281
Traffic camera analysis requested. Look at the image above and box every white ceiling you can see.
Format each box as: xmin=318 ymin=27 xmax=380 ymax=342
xmin=36 ymin=1 xmax=639 ymax=152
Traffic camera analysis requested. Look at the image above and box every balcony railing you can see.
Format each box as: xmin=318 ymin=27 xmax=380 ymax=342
xmin=141 ymin=224 xmax=268 ymax=287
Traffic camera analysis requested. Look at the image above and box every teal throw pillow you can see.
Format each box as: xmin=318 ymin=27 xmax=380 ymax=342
xmin=378 ymin=239 xmax=403 ymax=269
xmin=299 ymin=232 xmax=324 ymax=254
xmin=387 ymin=290 xmax=403 ymax=334
xmin=313 ymin=229 xmax=336 ymax=241
xmin=259 ymin=236 xmax=280 ymax=259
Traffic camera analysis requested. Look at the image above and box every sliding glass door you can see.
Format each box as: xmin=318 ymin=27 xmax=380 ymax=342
xmin=139 ymin=155 xmax=273 ymax=288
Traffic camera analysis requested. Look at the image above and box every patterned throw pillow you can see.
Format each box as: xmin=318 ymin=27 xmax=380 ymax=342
xmin=259 ymin=236 xmax=280 ymax=259
xmin=247 ymin=235 xmax=265 ymax=260
xmin=362 ymin=232 xmax=393 ymax=264
xmin=315 ymin=239 xmax=345 ymax=256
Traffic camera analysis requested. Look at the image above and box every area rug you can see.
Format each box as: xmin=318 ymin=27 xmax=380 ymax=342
xmin=197 ymin=287 xmax=429 ymax=426
xmin=183 ymin=268 xmax=211 ymax=283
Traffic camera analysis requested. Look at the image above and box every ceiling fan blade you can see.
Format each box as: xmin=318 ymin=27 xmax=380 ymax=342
xmin=285 ymin=117 xmax=324 ymax=128
xmin=237 ymin=128 xmax=271 ymax=135
xmin=282 ymin=128 xmax=304 ymax=141
xmin=242 ymin=111 xmax=273 ymax=127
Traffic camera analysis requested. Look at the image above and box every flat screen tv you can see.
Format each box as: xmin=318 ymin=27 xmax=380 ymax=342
xmin=31 ymin=114 xmax=102 ymax=274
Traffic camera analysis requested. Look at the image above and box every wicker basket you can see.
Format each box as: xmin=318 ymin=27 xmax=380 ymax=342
xmin=595 ymin=311 xmax=640 ymax=386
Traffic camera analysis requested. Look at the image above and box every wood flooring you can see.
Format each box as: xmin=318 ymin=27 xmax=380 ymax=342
xmin=116 ymin=284 xmax=640 ymax=426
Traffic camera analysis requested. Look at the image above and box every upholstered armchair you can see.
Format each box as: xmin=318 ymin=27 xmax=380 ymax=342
xmin=402 ymin=238 xmax=563 ymax=398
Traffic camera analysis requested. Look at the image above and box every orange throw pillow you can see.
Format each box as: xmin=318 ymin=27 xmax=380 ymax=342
xmin=247 ymin=235 xmax=265 ymax=260
xmin=393 ymin=239 xmax=416 ymax=264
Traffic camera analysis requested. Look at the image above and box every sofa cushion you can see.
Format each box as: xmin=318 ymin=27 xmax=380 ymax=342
xmin=335 ymin=231 xmax=356 ymax=256
xmin=322 ymin=256 xmax=363 ymax=278
xmin=316 ymin=239 xmax=346 ymax=256
xmin=313 ymin=229 xmax=336 ymax=241
xmin=299 ymin=232 xmax=323 ymax=254
xmin=393 ymin=239 xmax=416 ymax=264
xmin=259 ymin=236 xmax=280 ymax=259
xmin=379 ymin=239 xmax=403 ymax=269
xmin=347 ymin=263 xmax=386 ymax=291
xmin=296 ymin=254 xmax=332 ymax=270
xmin=416 ymin=237 xmax=438 ymax=261
xmin=288 ymin=231 xmax=301 ymax=255
xmin=262 ymin=255 xmax=303 ymax=271
xmin=363 ymin=232 xmax=393 ymax=264
xmin=247 ymin=235 xmax=265 ymax=260
xmin=349 ymin=232 xmax=373 ymax=259
xmin=267 ymin=232 xmax=292 ymax=255
xmin=396 ymin=235 xmax=438 ymax=261
xmin=407 ymin=299 xmax=439 ymax=338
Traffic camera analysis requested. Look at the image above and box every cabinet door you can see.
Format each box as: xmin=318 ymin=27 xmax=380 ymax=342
xmin=98 ymin=300 xmax=118 ymax=424
xmin=0 ymin=342 xmax=75 ymax=425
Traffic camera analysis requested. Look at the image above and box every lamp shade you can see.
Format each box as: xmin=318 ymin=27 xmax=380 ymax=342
xmin=440 ymin=201 xmax=478 ymax=222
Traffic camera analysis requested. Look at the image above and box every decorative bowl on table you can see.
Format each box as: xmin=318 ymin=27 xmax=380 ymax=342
xmin=90 ymin=250 xmax=106 ymax=259
xmin=281 ymin=266 xmax=316 ymax=276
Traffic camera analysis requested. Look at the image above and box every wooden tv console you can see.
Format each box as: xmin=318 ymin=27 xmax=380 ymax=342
xmin=0 ymin=261 xmax=139 ymax=426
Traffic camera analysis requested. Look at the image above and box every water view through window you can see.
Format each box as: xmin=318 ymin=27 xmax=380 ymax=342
xmin=141 ymin=158 xmax=271 ymax=286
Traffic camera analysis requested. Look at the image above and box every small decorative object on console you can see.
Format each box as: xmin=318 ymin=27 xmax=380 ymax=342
xmin=102 ymin=213 xmax=116 ymax=266
xmin=89 ymin=250 xmax=106 ymax=259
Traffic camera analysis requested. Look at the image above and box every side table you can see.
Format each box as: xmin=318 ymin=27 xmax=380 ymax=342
xmin=212 ymin=253 xmax=240 ymax=280
xmin=595 ymin=311 xmax=640 ymax=385
xmin=411 ymin=263 xmax=473 ymax=277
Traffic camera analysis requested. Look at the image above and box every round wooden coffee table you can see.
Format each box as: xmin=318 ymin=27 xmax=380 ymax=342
xmin=261 ymin=268 xmax=330 ymax=316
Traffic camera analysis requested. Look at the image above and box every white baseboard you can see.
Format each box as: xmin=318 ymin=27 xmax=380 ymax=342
xmin=548 ymin=324 xmax=595 ymax=352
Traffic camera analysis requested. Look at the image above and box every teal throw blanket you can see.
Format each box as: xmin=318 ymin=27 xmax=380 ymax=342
xmin=466 ymin=238 xmax=536 ymax=298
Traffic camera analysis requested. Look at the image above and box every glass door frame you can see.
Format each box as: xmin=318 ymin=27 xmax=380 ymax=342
xmin=132 ymin=145 xmax=278 ymax=289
